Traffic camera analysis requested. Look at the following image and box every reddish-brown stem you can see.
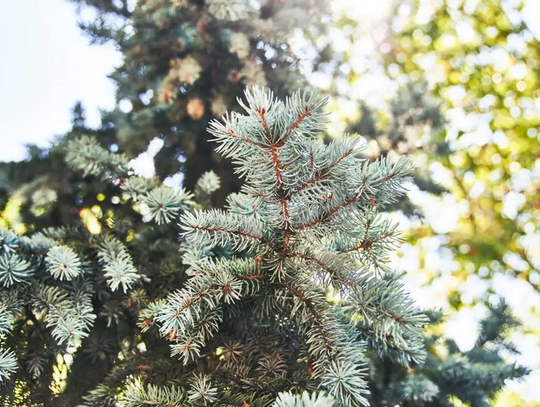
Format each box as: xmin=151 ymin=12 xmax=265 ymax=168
xmin=341 ymin=230 xmax=396 ymax=254
xmin=173 ymin=288 xmax=209 ymax=318
xmin=270 ymin=143 xmax=291 ymax=233
xmin=240 ymin=274 xmax=262 ymax=280
xmin=12 ymin=246 xmax=48 ymax=256
xmin=255 ymin=108 xmax=270 ymax=138
xmin=388 ymin=312 xmax=405 ymax=323
xmin=221 ymin=128 xmax=266 ymax=149
xmin=270 ymin=143 xmax=283 ymax=189
xmin=297 ymin=195 xmax=360 ymax=230
xmin=287 ymin=104 xmax=313 ymax=135
xmin=341 ymin=218 xmax=372 ymax=254
xmin=290 ymin=148 xmax=355 ymax=196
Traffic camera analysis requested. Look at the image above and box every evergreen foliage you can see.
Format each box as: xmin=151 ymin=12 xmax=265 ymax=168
xmin=273 ymin=391 xmax=335 ymax=407
xmin=0 ymin=0 xmax=330 ymax=247
xmin=368 ymin=301 xmax=529 ymax=406
xmin=0 ymin=87 xmax=527 ymax=406
xmin=0 ymin=131 xmax=192 ymax=404
xmin=45 ymin=246 xmax=83 ymax=281
xmin=0 ymin=104 xmax=120 ymax=232
xmin=136 ymin=87 xmax=428 ymax=406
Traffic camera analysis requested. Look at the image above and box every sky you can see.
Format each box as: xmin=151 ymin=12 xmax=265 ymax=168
xmin=2 ymin=0 xmax=540 ymax=401
xmin=0 ymin=0 xmax=121 ymax=162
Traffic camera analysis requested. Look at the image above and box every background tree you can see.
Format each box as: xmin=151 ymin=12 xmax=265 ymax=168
xmin=368 ymin=302 xmax=528 ymax=407
xmin=65 ymin=0 xmax=328 ymax=204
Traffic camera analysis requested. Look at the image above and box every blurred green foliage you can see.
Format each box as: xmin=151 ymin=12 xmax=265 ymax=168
xmin=386 ymin=0 xmax=540 ymax=289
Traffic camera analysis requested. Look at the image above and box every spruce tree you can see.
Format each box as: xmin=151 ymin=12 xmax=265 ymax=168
xmin=0 ymin=88 xmax=526 ymax=406
xmin=1 ymin=86 xmax=426 ymax=405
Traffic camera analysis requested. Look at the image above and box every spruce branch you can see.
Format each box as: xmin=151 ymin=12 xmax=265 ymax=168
xmin=65 ymin=135 xmax=130 ymax=179
xmin=45 ymin=246 xmax=83 ymax=281
xmin=344 ymin=275 xmax=427 ymax=365
xmin=0 ymin=302 xmax=16 ymax=335
xmin=119 ymin=379 xmax=186 ymax=407
xmin=66 ymin=138 xmax=194 ymax=225
xmin=97 ymin=236 xmax=141 ymax=292
xmin=187 ymin=373 xmax=218 ymax=405
xmin=182 ymin=209 xmax=274 ymax=252
xmin=0 ymin=252 xmax=33 ymax=287
xmin=195 ymin=171 xmax=221 ymax=200
xmin=139 ymin=186 xmax=194 ymax=225
xmin=396 ymin=374 xmax=439 ymax=404
xmin=121 ymin=176 xmax=157 ymax=201
xmin=154 ymin=87 xmax=426 ymax=406
xmin=31 ymin=282 xmax=96 ymax=346
xmin=0 ymin=348 xmax=18 ymax=381
xmin=0 ymin=230 xmax=20 ymax=253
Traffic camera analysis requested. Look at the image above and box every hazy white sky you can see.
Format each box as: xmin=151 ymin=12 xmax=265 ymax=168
xmin=0 ymin=0 xmax=121 ymax=162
